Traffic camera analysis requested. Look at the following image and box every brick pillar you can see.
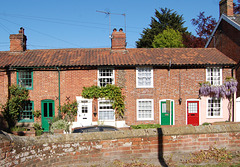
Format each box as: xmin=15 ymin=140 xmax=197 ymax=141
xmin=111 ymin=28 xmax=126 ymax=50
xmin=219 ymin=0 xmax=234 ymax=17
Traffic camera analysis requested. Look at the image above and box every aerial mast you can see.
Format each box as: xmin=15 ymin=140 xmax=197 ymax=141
xmin=96 ymin=10 xmax=126 ymax=39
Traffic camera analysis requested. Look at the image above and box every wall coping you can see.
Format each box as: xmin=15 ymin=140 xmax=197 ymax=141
xmin=1 ymin=123 xmax=240 ymax=145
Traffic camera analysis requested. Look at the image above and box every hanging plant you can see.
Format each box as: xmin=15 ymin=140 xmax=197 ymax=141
xmin=82 ymin=84 xmax=125 ymax=118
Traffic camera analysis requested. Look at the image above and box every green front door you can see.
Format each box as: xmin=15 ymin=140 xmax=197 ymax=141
xmin=160 ymin=100 xmax=173 ymax=125
xmin=41 ymin=100 xmax=55 ymax=132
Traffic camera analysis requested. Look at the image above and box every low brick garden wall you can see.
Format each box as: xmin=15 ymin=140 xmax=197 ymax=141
xmin=0 ymin=123 xmax=240 ymax=166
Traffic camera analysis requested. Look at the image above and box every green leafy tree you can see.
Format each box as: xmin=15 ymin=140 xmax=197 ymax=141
xmin=152 ymin=27 xmax=184 ymax=48
xmin=136 ymin=8 xmax=187 ymax=48
xmin=1 ymin=85 xmax=29 ymax=128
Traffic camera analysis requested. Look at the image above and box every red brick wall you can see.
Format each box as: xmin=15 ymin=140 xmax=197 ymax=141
xmin=1 ymin=124 xmax=240 ymax=166
xmin=122 ymin=68 xmax=232 ymax=125
xmin=0 ymin=67 xmax=233 ymax=127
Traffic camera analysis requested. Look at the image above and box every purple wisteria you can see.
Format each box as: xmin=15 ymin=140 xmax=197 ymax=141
xmin=199 ymin=77 xmax=238 ymax=98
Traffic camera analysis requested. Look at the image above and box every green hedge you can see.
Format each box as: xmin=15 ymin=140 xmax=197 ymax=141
xmin=130 ymin=124 xmax=161 ymax=129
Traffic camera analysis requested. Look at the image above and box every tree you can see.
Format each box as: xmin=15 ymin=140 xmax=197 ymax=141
xmin=1 ymin=85 xmax=29 ymax=128
xmin=191 ymin=12 xmax=217 ymax=41
xmin=136 ymin=8 xmax=188 ymax=48
xmin=182 ymin=33 xmax=207 ymax=48
xmin=152 ymin=27 xmax=184 ymax=48
xmin=234 ymin=0 xmax=240 ymax=14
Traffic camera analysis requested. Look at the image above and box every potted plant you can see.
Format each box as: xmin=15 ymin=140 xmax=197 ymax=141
xmin=33 ymin=122 xmax=43 ymax=136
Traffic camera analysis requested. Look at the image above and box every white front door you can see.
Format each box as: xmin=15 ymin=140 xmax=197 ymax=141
xmin=77 ymin=97 xmax=92 ymax=126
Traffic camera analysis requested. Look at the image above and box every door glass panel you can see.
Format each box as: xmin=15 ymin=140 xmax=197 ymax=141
xmin=188 ymin=103 xmax=198 ymax=113
xmin=82 ymin=105 xmax=88 ymax=113
xmin=44 ymin=103 xmax=48 ymax=117
xmin=49 ymin=103 xmax=53 ymax=117
xmin=162 ymin=103 xmax=166 ymax=113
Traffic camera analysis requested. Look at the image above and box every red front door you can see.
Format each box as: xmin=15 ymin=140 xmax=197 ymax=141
xmin=187 ymin=101 xmax=199 ymax=126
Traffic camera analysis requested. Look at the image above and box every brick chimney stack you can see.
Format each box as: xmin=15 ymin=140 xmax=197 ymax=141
xmin=9 ymin=27 xmax=27 ymax=52
xmin=111 ymin=28 xmax=126 ymax=50
xmin=219 ymin=0 xmax=234 ymax=17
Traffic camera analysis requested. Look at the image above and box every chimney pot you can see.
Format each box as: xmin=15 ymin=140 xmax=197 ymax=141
xmin=111 ymin=28 xmax=126 ymax=50
xmin=19 ymin=27 xmax=24 ymax=34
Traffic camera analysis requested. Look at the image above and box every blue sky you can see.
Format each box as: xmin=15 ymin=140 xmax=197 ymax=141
xmin=0 ymin=0 xmax=236 ymax=51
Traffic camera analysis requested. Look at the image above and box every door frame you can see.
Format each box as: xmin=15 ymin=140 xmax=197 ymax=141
xmin=159 ymin=99 xmax=175 ymax=125
xmin=76 ymin=96 xmax=93 ymax=126
xmin=186 ymin=99 xmax=200 ymax=125
xmin=236 ymin=97 xmax=240 ymax=122
xmin=41 ymin=99 xmax=55 ymax=132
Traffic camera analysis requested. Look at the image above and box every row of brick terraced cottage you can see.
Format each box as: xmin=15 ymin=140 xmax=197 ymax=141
xmin=0 ymin=27 xmax=237 ymax=132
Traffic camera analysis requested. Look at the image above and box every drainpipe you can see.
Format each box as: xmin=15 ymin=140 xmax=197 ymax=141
xmin=57 ymin=67 xmax=61 ymax=117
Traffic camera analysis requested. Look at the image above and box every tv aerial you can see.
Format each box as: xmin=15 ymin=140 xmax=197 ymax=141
xmin=96 ymin=10 xmax=126 ymax=39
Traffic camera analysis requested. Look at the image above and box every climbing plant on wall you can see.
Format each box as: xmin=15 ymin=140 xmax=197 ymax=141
xmin=81 ymin=84 xmax=125 ymax=118
xmin=1 ymin=85 xmax=29 ymax=128
xmin=199 ymin=77 xmax=238 ymax=121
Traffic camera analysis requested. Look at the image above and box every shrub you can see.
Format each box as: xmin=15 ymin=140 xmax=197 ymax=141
xmin=202 ymin=122 xmax=211 ymax=125
xmin=10 ymin=126 xmax=27 ymax=132
xmin=33 ymin=122 xmax=43 ymax=136
xmin=59 ymin=101 xmax=78 ymax=123
xmin=49 ymin=119 xmax=69 ymax=134
xmin=1 ymin=85 xmax=29 ymax=128
xmin=130 ymin=124 xmax=161 ymax=129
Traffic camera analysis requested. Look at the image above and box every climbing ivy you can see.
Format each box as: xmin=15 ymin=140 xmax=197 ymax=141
xmin=82 ymin=84 xmax=125 ymax=118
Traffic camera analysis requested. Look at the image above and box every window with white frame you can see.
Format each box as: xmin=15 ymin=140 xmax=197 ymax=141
xmin=98 ymin=68 xmax=114 ymax=87
xmin=206 ymin=67 xmax=222 ymax=85
xmin=98 ymin=100 xmax=115 ymax=121
xmin=207 ymin=98 xmax=221 ymax=117
xmin=136 ymin=67 xmax=153 ymax=88
xmin=137 ymin=99 xmax=154 ymax=120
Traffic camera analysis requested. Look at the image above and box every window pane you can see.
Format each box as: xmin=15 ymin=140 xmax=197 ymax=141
xmin=138 ymin=100 xmax=153 ymax=119
xmin=19 ymin=101 xmax=33 ymax=122
xmin=188 ymin=103 xmax=198 ymax=113
xmin=44 ymin=103 xmax=48 ymax=117
xmin=208 ymin=98 xmax=221 ymax=117
xmin=49 ymin=103 xmax=53 ymax=117
xmin=99 ymin=100 xmax=114 ymax=121
xmin=137 ymin=67 xmax=152 ymax=87
xmin=82 ymin=105 xmax=88 ymax=113
xmin=18 ymin=70 xmax=32 ymax=89
xmin=206 ymin=68 xmax=221 ymax=86
xmin=98 ymin=69 xmax=114 ymax=87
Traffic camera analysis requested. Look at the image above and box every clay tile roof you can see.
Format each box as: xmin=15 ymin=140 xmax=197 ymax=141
xmin=0 ymin=48 xmax=236 ymax=68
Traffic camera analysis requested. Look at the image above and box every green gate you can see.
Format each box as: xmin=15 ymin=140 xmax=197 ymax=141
xmin=41 ymin=99 xmax=55 ymax=132
xmin=160 ymin=100 xmax=173 ymax=125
